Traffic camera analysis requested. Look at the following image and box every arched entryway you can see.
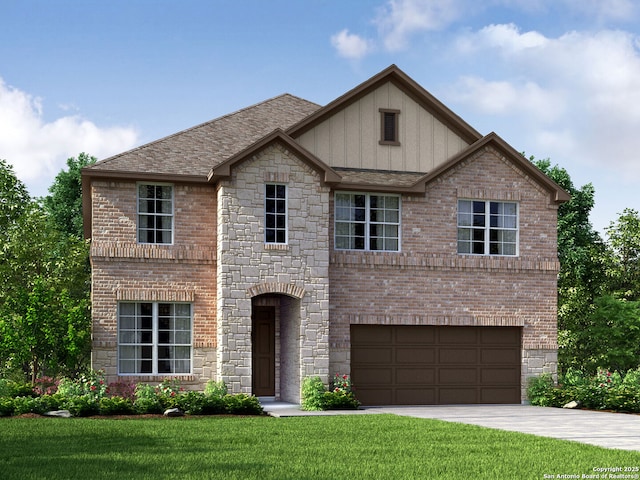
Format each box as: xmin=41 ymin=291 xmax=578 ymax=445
xmin=250 ymin=289 xmax=302 ymax=403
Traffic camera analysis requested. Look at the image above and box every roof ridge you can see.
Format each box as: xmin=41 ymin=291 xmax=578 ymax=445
xmin=87 ymin=93 xmax=320 ymax=169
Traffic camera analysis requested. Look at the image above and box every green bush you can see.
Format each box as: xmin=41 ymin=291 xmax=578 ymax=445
xmin=201 ymin=395 xmax=225 ymax=415
xmin=301 ymin=376 xmax=326 ymax=411
xmin=100 ymin=396 xmax=135 ymax=415
xmin=224 ymin=394 xmax=263 ymax=415
xmin=205 ymin=380 xmax=228 ymax=398
xmin=63 ymin=395 xmax=100 ymax=417
xmin=0 ymin=379 xmax=35 ymax=398
xmin=528 ymin=368 xmax=640 ymax=413
xmin=0 ymin=397 xmax=13 ymax=416
xmin=134 ymin=397 xmax=164 ymax=415
xmin=323 ymin=391 xmax=360 ymax=410
xmin=173 ymin=391 xmax=207 ymax=415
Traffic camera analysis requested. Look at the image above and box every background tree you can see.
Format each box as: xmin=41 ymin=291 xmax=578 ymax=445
xmin=43 ymin=152 xmax=96 ymax=238
xmin=0 ymin=157 xmax=92 ymax=381
xmin=531 ymin=158 xmax=611 ymax=371
xmin=605 ymin=208 xmax=640 ymax=301
xmin=0 ymin=159 xmax=31 ymax=240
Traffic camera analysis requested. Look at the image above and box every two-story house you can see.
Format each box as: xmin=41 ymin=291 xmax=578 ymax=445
xmin=82 ymin=65 xmax=569 ymax=405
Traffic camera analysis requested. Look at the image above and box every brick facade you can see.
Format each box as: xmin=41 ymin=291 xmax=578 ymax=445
xmin=86 ymin=66 xmax=565 ymax=404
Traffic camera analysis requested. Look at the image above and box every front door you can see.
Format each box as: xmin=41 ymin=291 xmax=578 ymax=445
xmin=252 ymin=306 xmax=275 ymax=396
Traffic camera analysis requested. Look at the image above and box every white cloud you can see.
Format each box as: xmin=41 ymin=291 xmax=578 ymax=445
xmin=562 ymin=0 xmax=637 ymax=22
xmin=451 ymin=25 xmax=640 ymax=181
xmin=330 ymin=29 xmax=373 ymax=60
xmin=450 ymin=76 xmax=565 ymax=122
xmin=0 ymin=78 xmax=138 ymax=197
xmin=375 ymin=0 xmax=464 ymax=51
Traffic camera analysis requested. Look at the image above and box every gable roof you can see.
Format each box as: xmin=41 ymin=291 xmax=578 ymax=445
xmin=287 ymin=64 xmax=482 ymax=145
xmin=208 ymin=128 xmax=342 ymax=185
xmin=421 ymin=132 xmax=571 ymax=203
xmin=84 ymin=93 xmax=321 ymax=181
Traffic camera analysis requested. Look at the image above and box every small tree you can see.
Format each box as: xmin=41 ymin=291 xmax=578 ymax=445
xmin=43 ymin=152 xmax=96 ymax=238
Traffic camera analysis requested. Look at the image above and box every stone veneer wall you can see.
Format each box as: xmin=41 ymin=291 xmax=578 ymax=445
xmin=90 ymin=180 xmax=217 ymax=389
xmin=328 ymin=146 xmax=560 ymax=402
xmin=216 ymin=143 xmax=331 ymax=401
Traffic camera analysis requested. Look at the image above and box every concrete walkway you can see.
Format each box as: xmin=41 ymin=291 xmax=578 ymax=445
xmin=262 ymin=402 xmax=640 ymax=451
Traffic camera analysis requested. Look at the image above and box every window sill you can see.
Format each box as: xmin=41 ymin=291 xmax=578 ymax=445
xmin=264 ymin=243 xmax=289 ymax=251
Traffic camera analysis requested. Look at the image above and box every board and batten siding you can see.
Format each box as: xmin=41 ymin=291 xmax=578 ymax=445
xmin=295 ymin=81 xmax=471 ymax=172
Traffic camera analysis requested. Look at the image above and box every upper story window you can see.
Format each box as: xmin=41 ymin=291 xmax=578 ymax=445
xmin=457 ymin=200 xmax=518 ymax=256
xmin=265 ymin=184 xmax=287 ymax=244
xmin=335 ymin=192 xmax=400 ymax=251
xmin=379 ymin=109 xmax=400 ymax=145
xmin=118 ymin=302 xmax=192 ymax=375
xmin=137 ymin=184 xmax=173 ymax=244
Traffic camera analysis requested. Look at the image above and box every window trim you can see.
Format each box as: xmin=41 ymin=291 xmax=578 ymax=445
xmin=265 ymin=183 xmax=288 ymax=245
xmin=334 ymin=191 xmax=401 ymax=252
xmin=457 ymin=199 xmax=519 ymax=256
xmin=136 ymin=183 xmax=174 ymax=245
xmin=117 ymin=301 xmax=193 ymax=376
xmin=379 ymin=108 xmax=400 ymax=146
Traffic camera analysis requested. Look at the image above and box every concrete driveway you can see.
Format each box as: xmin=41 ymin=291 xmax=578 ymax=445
xmin=263 ymin=403 xmax=640 ymax=451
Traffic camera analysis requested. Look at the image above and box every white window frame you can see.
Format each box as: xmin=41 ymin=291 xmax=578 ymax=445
xmin=457 ymin=199 xmax=519 ymax=256
xmin=265 ymin=183 xmax=288 ymax=244
xmin=334 ymin=192 xmax=401 ymax=252
xmin=137 ymin=183 xmax=174 ymax=245
xmin=117 ymin=302 xmax=193 ymax=376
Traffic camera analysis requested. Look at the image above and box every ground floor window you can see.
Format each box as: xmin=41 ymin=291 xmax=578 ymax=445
xmin=118 ymin=302 xmax=192 ymax=375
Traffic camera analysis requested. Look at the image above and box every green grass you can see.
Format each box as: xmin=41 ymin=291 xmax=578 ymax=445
xmin=1 ymin=415 xmax=639 ymax=479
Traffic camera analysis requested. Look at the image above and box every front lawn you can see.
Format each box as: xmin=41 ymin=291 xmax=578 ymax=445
xmin=1 ymin=415 xmax=638 ymax=479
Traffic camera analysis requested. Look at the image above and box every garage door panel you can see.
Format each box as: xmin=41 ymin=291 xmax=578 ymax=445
xmin=396 ymin=367 xmax=435 ymax=385
xmin=439 ymin=388 xmax=478 ymax=404
xmin=439 ymin=348 xmax=477 ymax=364
xmin=396 ymin=326 xmax=435 ymax=344
xmin=439 ymin=368 xmax=477 ymax=384
xmin=351 ymin=325 xmax=521 ymax=406
xmin=351 ymin=367 xmax=392 ymax=384
xmin=481 ymin=368 xmax=520 ymax=384
xmin=351 ymin=326 xmax=392 ymax=343
xmin=439 ymin=328 xmax=478 ymax=344
xmin=481 ymin=348 xmax=520 ymax=364
xmin=480 ymin=388 xmax=520 ymax=404
xmin=357 ymin=388 xmax=393 ymax=405
xmin=351 ymin=347 xmax=392 ymax=364
xmin=396 ymin=348 xmax=435 ymax=364
xmin=396 ymin=388 xmax=436 ymax=405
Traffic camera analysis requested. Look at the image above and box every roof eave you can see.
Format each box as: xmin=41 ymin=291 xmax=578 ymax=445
xmin=208 ymin=129 xmax=342 ymax=185
xmin=287 ymin=64 xmax=482 ymax=145
xmin=422 ymin=132 xmax=571 ymax=204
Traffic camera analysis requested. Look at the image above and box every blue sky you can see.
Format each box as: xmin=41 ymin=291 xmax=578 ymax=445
xmin=2 ymin=0 xmax=640 ymax=234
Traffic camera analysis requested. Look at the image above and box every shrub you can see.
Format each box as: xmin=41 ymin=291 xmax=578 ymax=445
xmin=134 ymin=397 xmax=164 ymax=415
xmin=12 ymin=394 xmax=63 ymax=415
xmin=58 ymin=370 xmax=108 ymax=399
xmin=63 ymin=395 xmax=100 ymax=417
xmin=100 ymin=396 xmax=135 ymax=415
xmin=107 ymin=381 xmax=137 ymax=401
xmin=134 ymin=384 xmax=163 ymax=414
xmin=224 ymin=394 xmax=263 ymax=415
xmin=173 ymin=391 xmax=207 ymax=415
xmin=0 ymin=397 xmax=13 ymax=416
xmin=205 ymin=380 xmax=227 ymax=398
xmin=33 ymin=377 xmax=59 ymax=396
xmin=323 ymin=391 xmax=360 ymax=410
xmin=301 ymin=376 xmax=326 ymax=411
xmin=201 ymin=395 xmax=225 ymax=415
xmin=0 ymin=379 xmax=36 ymax=398
xmin=527 ymin=374 xmax=556 ymax=406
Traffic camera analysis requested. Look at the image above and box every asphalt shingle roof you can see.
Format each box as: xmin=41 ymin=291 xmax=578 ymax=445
xmin=87 ymin=94 xmax=321 ymax=178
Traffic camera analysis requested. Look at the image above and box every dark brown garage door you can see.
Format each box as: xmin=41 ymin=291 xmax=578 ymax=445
xmin=351 ymin=325 xmax=521 ymax=405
